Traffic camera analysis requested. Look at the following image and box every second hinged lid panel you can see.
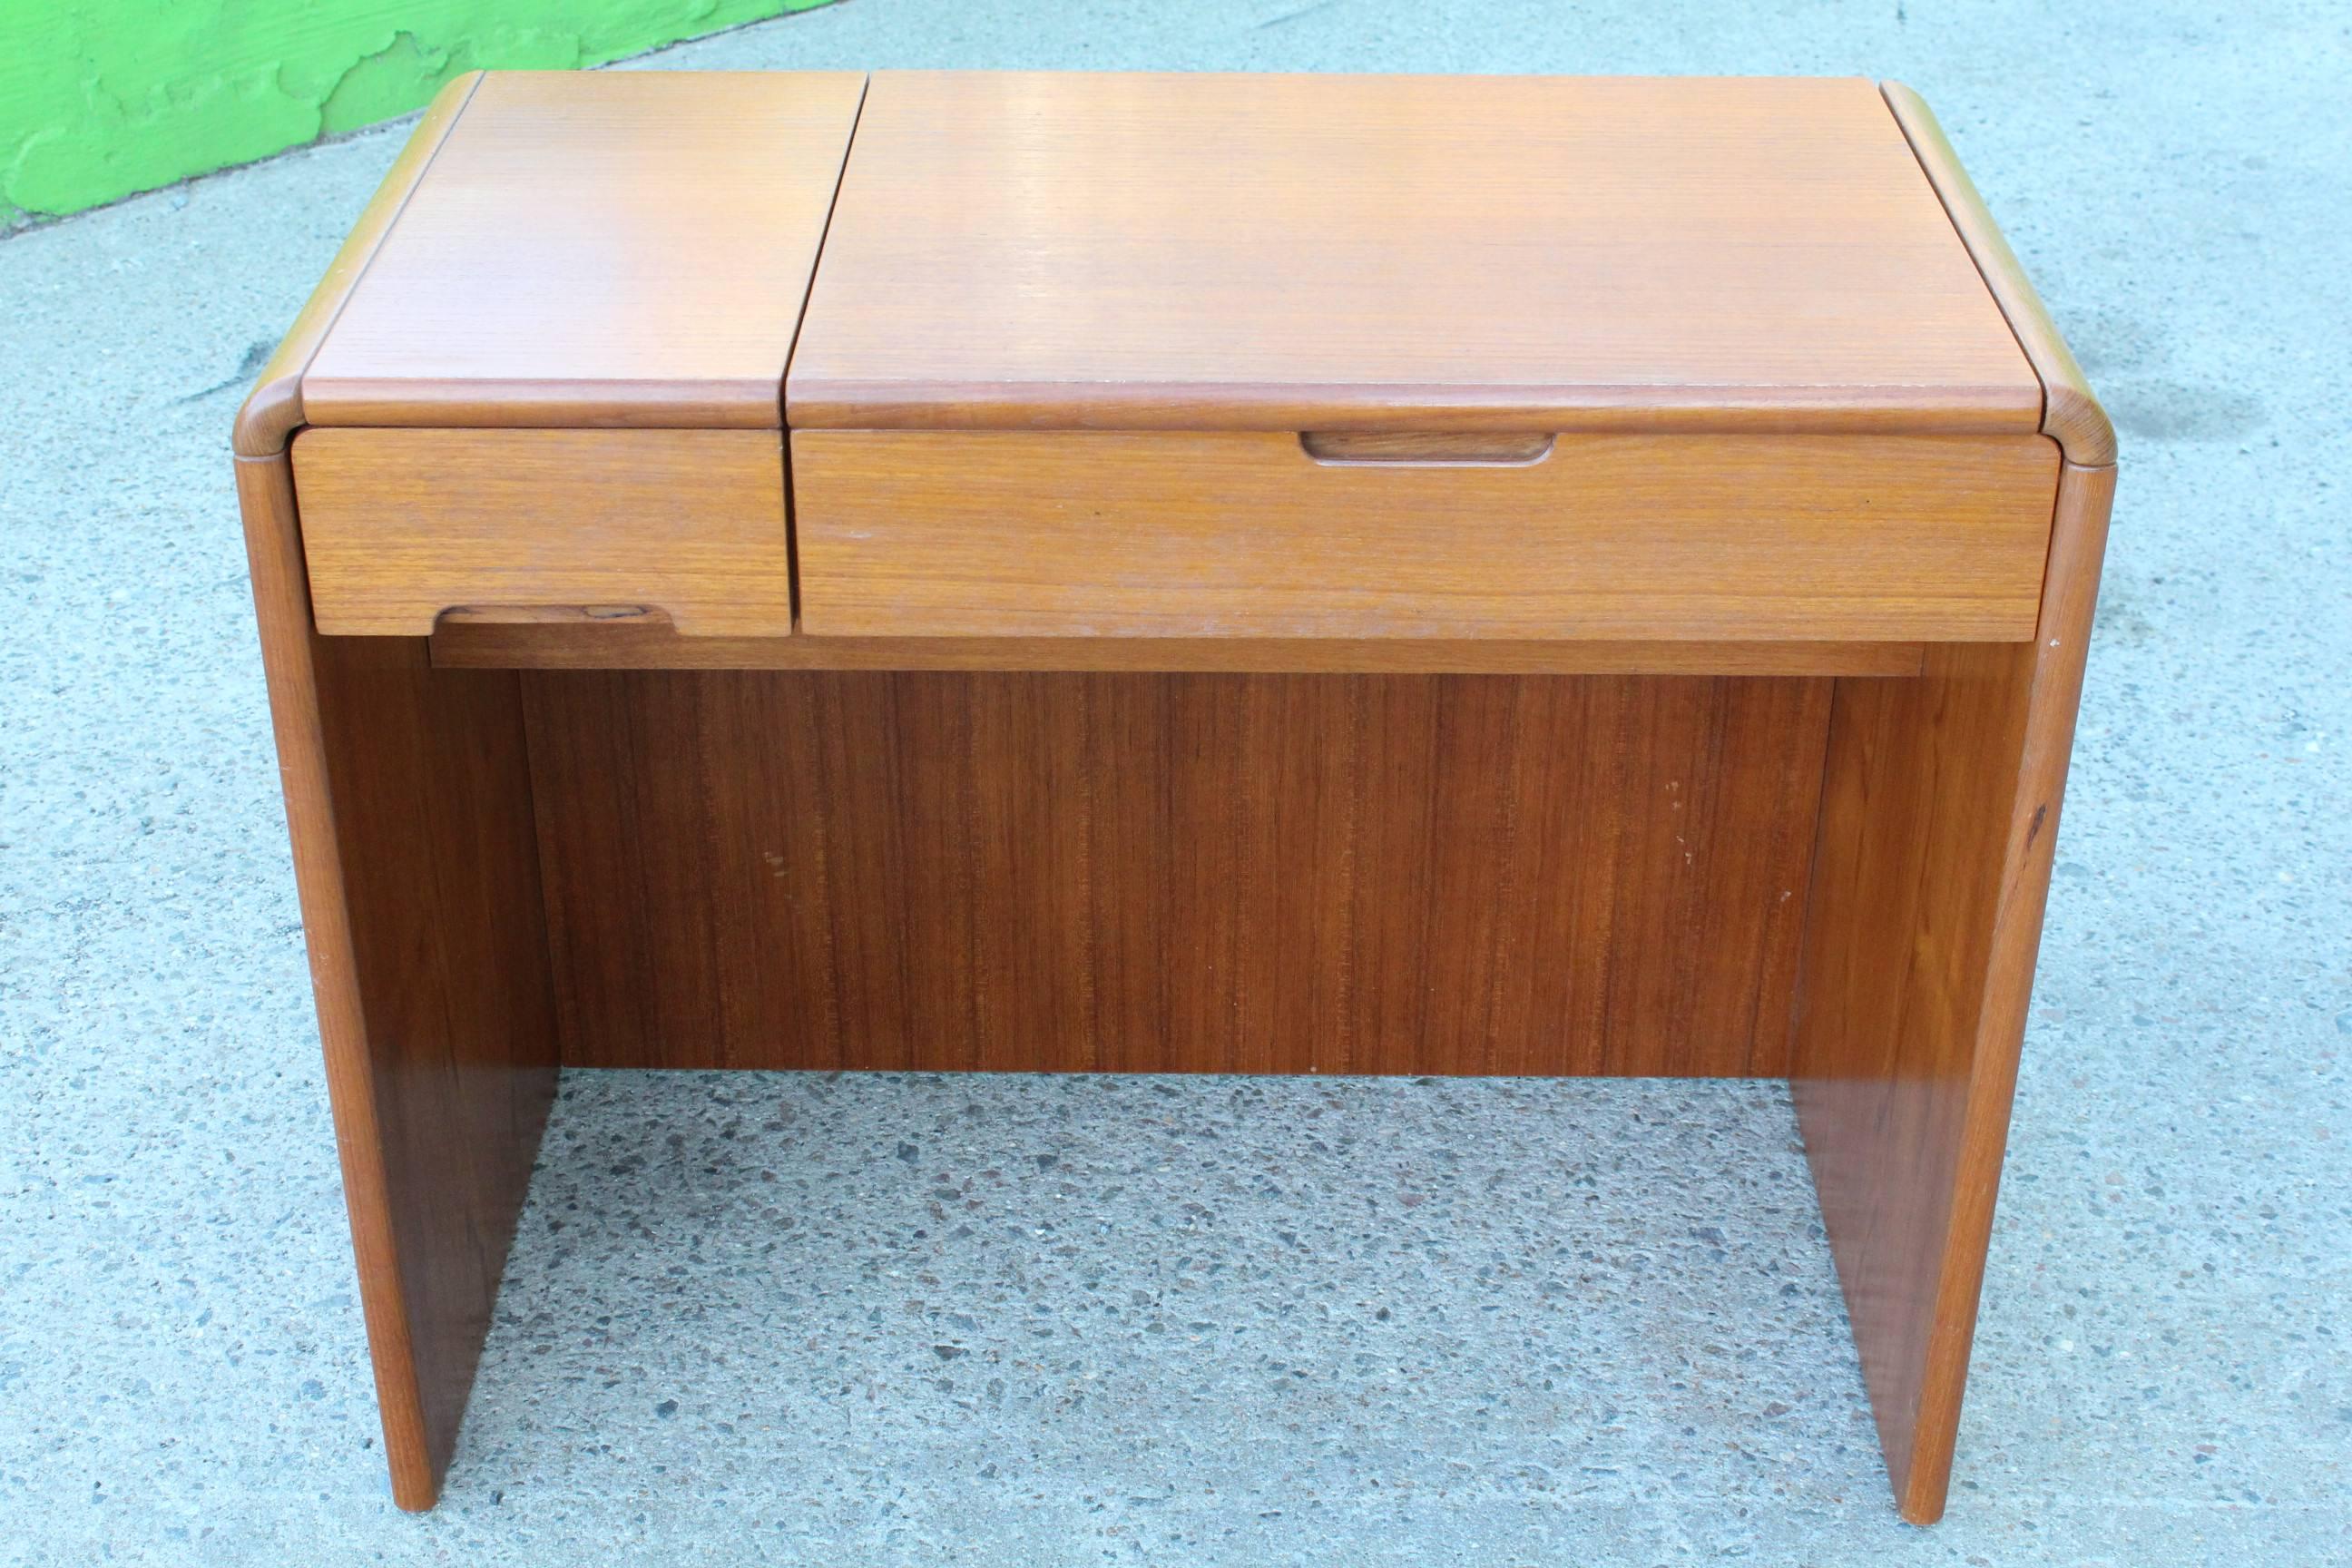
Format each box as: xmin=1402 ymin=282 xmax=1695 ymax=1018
xmin=783 ymin=71 xmax=2063 ymax=644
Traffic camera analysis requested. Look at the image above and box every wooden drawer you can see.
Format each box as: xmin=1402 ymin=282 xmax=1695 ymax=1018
xmin=791 ymin=431 xmax=2061 ymax=642
xmin=292 ymin=427 xmax=791 ymax=636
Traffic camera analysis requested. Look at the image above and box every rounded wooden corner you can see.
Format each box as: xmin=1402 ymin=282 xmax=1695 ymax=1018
xmin=1879 ymin=81 xmax=2115 ymax=470
xmin=231 ymin=375 xmax=306 ymax=457
xmin=2044 ymin=384 xmax=2116 ymax=470
xmin=229 ymin=71 xmax=487 ymax=458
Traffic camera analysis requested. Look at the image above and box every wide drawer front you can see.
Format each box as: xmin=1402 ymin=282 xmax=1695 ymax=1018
xmin=292 ymin=427 xmax=791 ymax=636
xmin=792 ymin=431 xmax=2060 ymax=642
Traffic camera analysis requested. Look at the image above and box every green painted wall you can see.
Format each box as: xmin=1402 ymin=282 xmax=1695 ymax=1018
xmin=0 ymin=0 xmax=837 ymax=224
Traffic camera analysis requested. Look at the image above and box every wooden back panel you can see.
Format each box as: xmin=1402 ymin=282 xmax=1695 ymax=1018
xmin=523 ymin=670 xmax=1829 ymax=1078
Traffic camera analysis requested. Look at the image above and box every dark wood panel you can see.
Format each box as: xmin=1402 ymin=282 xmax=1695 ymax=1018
xmin=524 ymin=671 xmax=1828 ymax=1076
xmin=1792 ymin=460 xmax=2115 ymax=1523
xmin=311 ymin=636 xmax=560 ymax=1487
xmin=235 ymin=455 xmax=559 ymax=1511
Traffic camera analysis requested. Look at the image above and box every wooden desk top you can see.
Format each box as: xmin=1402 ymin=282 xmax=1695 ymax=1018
xmin=296 ymin=70 xmax=866 ymax=432
xmin=786 ymin=72 xmax=2043 ymax=436
xmin=235 ymin=70 xmax=2112 ymax=459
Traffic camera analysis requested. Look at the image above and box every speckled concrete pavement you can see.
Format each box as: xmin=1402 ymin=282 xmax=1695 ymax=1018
xmin=3 ymin=2 xmax=2347 ymax=1563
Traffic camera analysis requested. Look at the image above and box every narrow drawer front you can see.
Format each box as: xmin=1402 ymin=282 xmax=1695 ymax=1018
xmin=293 ymin=427 xmax=791 ymax=637
xmin=792 ymin=431 xmax=2060 ymax=642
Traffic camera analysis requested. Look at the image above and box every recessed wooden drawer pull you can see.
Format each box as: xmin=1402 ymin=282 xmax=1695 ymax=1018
xmin=435 ymin=604 xmax=666 ymax=627
xmin=1300 ymin=431 xmax=1556 ymax=466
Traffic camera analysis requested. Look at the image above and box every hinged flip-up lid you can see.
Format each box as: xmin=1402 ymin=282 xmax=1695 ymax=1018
xmin=785 ymin=71 xmax=2043 ymax=436
xmin=297 ymin=70 xmax=867 ymax=432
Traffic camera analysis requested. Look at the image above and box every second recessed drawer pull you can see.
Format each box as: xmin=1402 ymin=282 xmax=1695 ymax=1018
xmin=1300 ymin=431 xmax=1557 ymax=466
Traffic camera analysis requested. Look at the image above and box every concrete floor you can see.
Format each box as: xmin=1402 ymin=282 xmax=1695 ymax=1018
xmin=3 ymin=0 xmax=2347 ymax=1562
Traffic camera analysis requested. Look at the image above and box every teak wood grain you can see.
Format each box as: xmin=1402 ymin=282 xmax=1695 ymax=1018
xmin=792 ymin=431 xmax=2060 ymax=642
xmin=292 ymin=427 xmax=791 ymax=636
xmin=299 ymin=70 xmax=867 ymax=431
xmin=786 ymin=72 xmax=2043 ymax=435
xmin=521 ymin=671 xmax=1828 ymax=1077
xmin=1793 ymin=461 xmax=2114 ymax=1523
xmin=230 ymin=65 xmax=2114 ymax=1524
xmin=235 ymin=455 xmax=559 ymax=1511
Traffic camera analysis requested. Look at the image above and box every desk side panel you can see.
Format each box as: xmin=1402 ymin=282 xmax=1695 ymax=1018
xmin=236 ymin=453 xmax=559 ymax=1510
xmin=1793 ymin=458 xmax=2115 ymax=1522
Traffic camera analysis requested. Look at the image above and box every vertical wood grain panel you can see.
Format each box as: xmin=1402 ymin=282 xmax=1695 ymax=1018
xmin=528 ymin=671 xmax=1826 ymax=1077
xmin=312 ymin=636 xmax=559 ymax=1474
xmin=968 ymin=675 xmax=1100 ymax=1072
xmin=1793 ymin=461 xmax=2116 ymax=1523
xmin=237 ymin=454 xmax=558 ymax=1512
xmin=806 ymin=671 xmax=919 ymax=1070
xmin=1083 ymin=673 xmax=1177 ymax=1072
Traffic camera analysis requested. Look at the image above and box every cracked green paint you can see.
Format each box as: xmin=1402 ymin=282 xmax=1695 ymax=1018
xmin=0 ymin=0 xmax=838 ymax=223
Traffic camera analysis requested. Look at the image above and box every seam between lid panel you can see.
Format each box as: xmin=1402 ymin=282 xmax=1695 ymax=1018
xmin=779 ymin=72 xmax=872 ymax=629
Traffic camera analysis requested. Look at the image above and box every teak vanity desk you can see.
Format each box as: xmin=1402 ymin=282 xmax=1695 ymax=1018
xmin=231 ymin=70 xmax=2115 ymax=1522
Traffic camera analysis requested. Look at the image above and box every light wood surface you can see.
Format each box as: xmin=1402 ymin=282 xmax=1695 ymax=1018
xmin=787 ymin=72 xmax=2043 ymax=435
xmin=292 ymin=427 xmax=791 ymax=636
xmin=233 ymin=74 xmax=483 ymax=456
xmin=1882 ymin=83 xmax=2115 ymax=466
xmin=300 ymin=71 xmax=866 ymax=430
xmin=235 ymin=454 xmax=559 ymax=1511
xmin=523 ymin=671 xmax=1825 ymax=1077
xmin=429 ymin=617 xmax=1927 ymax=676
xmin=793 ymin=431 xmax=2059 ymax=642
xmin=1792 ymin=459 xmax=2115 ymax=1522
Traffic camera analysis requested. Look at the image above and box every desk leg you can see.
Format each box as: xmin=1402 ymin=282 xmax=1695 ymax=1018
xmin=1793 ymin=459 xmax=2114 ymax=1522
xmin=236 ymin=453 xmax=560 ymax=1510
